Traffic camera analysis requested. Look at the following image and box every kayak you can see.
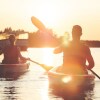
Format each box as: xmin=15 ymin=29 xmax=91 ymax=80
xmin=48 ymin=67 xmax=95 ymax=91
xmin=0 ymin=63 xmax=30 ymax=73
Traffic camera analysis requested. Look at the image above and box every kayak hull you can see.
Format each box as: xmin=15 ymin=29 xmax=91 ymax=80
xmin=48 ymin=67 xmax=95 ymax=92
xmin=0 ymin=63 xmax=30 ymax=73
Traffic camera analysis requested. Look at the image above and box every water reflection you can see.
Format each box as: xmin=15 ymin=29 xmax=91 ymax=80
xmin=0 ymin=72 xmax=27 ymax=81
xmin=0 ymin=73 xmax=95 ymax=100
xmin=49 ymin=84 xmax=94 ymax=100
xmin=0 ymin=71 xmax=28 ymax=100
xmin=4 ymin=86 xmax=19 ymax=100
xmin=0 ymin=48 xmax=99 ymax=100
xmin=27 ymin=48 xmax=63 ymax=67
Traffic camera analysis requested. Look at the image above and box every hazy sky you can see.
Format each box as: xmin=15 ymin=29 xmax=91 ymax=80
xmin=0 ymin=0 xmax=100 ymax=40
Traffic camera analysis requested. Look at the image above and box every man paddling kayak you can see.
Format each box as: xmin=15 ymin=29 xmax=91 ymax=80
xmin=54 ymin=25 xmax=95 ymax=74
xmin=0 ymin=35 xmax=29 ymax=64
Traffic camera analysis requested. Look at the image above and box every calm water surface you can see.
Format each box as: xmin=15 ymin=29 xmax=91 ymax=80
xmin=0 ymin=48 xmax=100 ymax=100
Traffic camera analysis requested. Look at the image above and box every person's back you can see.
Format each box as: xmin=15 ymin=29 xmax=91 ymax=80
xmin=2 ymin=45 xmax=19 ymax=64
xmin=54 ymin=25 xmax=94 ymax=74
xmin=62 ymin=41 xmax=92 ymax=74
xmin=0 ymin=35 xmax=28 ymax=64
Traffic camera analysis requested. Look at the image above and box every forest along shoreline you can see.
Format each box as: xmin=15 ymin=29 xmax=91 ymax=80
xmin=0 ymin=39 xmax=100 ymax=51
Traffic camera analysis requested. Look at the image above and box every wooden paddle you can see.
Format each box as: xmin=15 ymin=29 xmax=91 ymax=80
xmin=31 ymin=16 xmax=46 ymax=30
xmin=89 ymin=69 xmax=100 ymax=79
xmin=29 ymin=59 xmax=53 ymax=71
xmin=28 ymin=58 xmax=100 ymax=79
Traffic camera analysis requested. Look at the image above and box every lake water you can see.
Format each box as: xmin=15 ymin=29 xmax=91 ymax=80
xmin=0 ymin=48 xmax=100 ymax=100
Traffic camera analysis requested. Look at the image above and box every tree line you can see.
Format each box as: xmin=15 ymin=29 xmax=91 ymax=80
xmin=0 ymin=27 xmax=100 ymax=47
xmin=0 ymin=27 xmax=28 ymax=36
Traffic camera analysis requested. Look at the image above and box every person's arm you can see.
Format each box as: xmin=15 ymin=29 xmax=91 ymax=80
xmin=17 ymin=47 xmax=29 ymax=61
xmin=0 ymin=48 xmax=3 ymax=55
xmin=0 ymin=50 xmax=2 ymax=55
xmin=86 ymin=48 xmax=95 ymax=70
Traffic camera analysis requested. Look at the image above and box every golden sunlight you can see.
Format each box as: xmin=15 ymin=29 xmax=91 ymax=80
xmin=62 ymin=32 xmax=70 ymax=46
xmin=27 ymin=0 xmax=72 ymax=30
xmin=27 ymin=48 xmax=54 ymax=65
xmin=40 ymin=80 xmax=49 ymax=100
xmin=18 ymin=33 xmax=29 ymax=39
xmin=41 ymin=48 xmax=54 ymax=66
xmin=62 ymin=76 xmax=72 ymax=83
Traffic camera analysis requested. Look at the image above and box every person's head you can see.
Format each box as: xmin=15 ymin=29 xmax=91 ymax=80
xmin=72 ymin=25 xmax=82 ymax=41
xmin=9 ymin=34 xmax=16 ymax=45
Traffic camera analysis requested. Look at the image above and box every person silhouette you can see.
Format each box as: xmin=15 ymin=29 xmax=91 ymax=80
xmin=54 ymin=25 xmax=94 ymax=74
xmin=0 ymin=34 xmax=29 ymax=64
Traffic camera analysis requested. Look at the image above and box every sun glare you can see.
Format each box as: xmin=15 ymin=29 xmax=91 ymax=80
xmin=41 ymin=48 xmax=54 ymax=66
xmin=25 ymin=0 xmax=78 ymax=37
xmin=62 ymin=32 xmax=70 ymax=47
xmin=27 ymin=48 xmax=55 ymax=66
xmin=18 ymin=33 xmax=29 ymax=39
xmin=62 ymin=76 xmax=72 ymax=83
xmin=27 ymin=0 xmax=71 ymax=30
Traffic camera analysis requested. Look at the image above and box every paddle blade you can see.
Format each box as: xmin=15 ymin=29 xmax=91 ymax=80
xmin=29 ymin=59 xmax=53 ymax=71
xmin=31 ymin=16 xmax=46 ymax=30
xmin=40 ymin=64 xmax=53 ymax=71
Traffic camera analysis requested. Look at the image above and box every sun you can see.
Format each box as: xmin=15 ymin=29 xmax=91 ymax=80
xmin=27 ymin=1 xmax=65 ymax=29
xmin=41 ymin=48 xmax=54 ymax=66
xmin=33 ymin=6 xmax=60 ymax=29
xmin=26 ymin=0 xmax=74 ymax=36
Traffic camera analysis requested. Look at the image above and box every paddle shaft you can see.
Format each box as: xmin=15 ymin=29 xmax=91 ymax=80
xmin=29 ymin=59 xmax=53 ymax=71
xmin=90 ymin=69 xmax=100 ymax=79
xmin=29 ymin=57 xmax=100 ymax=79
xmin=29 ymin=59 xmax=42 ymax=66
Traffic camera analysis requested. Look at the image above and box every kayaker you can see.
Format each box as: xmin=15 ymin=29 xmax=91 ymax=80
xmin=54 ymin=25 xmax=95 ymax=74
xmin=0 ymin=34 xmax=29 ymax=64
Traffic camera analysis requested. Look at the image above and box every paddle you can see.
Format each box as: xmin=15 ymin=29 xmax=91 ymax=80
xmin=28 ymin=59 xmax=53 ymax=71
xmin=89 ymin=69 xmax=100 ymax=79
xmin=28 ymin=58 xmax=100 ymax=78
xmin=31 ymin=16 xmax=46 ymax=30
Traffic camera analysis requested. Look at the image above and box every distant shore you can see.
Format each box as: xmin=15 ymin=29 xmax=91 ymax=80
xmin=0 ymin=39 xmax=100 ymax=51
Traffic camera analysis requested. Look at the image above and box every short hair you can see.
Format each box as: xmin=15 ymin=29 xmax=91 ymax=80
xmin=9 ymin=34 xmax=16 ymax=42
xmin=72 ymin=25 xmax=82 ymax=36
xmin=9 ymin=34 xmax=15 ymax=39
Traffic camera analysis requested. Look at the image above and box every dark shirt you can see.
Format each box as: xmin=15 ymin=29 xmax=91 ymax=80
xmin=2 ymin=45 xmax=20 ymax=64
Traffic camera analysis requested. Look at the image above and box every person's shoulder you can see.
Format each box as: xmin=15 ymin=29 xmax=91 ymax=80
xmin=83 ymin=44 xmax=89 ymax=48
xmin=80 ymin=41 xmax=89 ymax=48
xmin=4 ymin=45 xmax=10 ymax=49
xmin=13 ymin=45 xmax=19 ymax=48
xmin=81 ymin=42 xmax=90 ymax=52
xmin=12 ymin=45 xmax=20 ymax=50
